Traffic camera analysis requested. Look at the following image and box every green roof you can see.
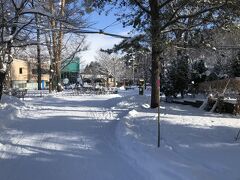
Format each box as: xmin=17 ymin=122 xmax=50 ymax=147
xmin=62 ymin=62 xmax=79 ymax=72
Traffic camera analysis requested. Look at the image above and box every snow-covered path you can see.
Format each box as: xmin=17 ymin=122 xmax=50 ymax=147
xmin=1 ymin=92 xmax=240 ymax=180
xmin=0 ymin=95 xmax=147 ymax=180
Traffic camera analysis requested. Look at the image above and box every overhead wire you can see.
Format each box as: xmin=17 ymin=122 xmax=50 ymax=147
xmin=102 ymin=19 xmax=121 ymax=31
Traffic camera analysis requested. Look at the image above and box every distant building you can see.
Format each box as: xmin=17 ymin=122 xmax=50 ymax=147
xmin=61 ymin=57 xmax=80 ymax=84
xmin=81 ymin=62 xmax=116 ymax=87
xmin=10 ymin=59 xmax=49 ymax=89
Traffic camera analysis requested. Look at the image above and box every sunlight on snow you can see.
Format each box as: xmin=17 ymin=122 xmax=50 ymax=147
xmin=0 ymin=130 xmax=95 ymax=160
xmin=162 ymin=114 xmax=240 ymax=129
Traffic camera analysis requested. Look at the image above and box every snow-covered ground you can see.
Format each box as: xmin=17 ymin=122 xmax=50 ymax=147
xmin=0 ymin=89 xmax=240 ymax=180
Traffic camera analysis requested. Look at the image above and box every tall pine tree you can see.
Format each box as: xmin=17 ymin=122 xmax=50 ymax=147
xmin=231 ymin=51 xmax=240 ymax=77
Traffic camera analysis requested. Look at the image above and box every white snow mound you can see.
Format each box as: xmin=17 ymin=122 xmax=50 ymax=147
xmin=128 ymin=109 xmax=138 ymax=117
xmin=142 ymin=104 xmax=150 ymax=109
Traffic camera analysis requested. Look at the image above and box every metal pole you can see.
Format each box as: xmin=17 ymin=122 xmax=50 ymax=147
xmin=157 ymin=104 xmax=160 ymax=147
xmin=157 ymin=79 xmax=160 ymax=148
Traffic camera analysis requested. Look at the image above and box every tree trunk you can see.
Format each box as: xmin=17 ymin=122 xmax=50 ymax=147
xmin=48 ymin=0 xmax=65 ymax=92
xmin=150 ymin=0 xmax=161 ymax=108
xmin=48 ymin=0 xmax=57 ymax=91
xmin=56 ymin=0 xmax=66 ymax=92
xmin=113 ymin=63 xmax=116 ymax=86
xmin=0 ymin=71 xmax=6 ymax=101
xmin=36 ymin=15 xmax=42 ymax=90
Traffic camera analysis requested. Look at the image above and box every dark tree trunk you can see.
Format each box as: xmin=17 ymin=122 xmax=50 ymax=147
xmin=36 ymin=15 xmax=42 ymax=90
xmin=150 ymin=0 xmax=161 ymax=108
xmin=181 ymin=91 xmax=184 ymax=98
xmin=0 ymin=72 xmax=6 ymax=101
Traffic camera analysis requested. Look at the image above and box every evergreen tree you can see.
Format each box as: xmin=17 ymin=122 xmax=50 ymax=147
xmin=174 ymin=52 xmax=190 ymax=98
xmin=163 ymin=52 xmax=190 ymax=98
xmin=191 ymin=59 xmax=207 ymax=84
xmin=231 ymin=51 xmax=240 ymax=77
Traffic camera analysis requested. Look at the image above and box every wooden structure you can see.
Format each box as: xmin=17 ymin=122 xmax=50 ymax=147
xmin=233 ymin=94 xmax=240 ymax=115
xmin=198 ymin=78 xmax=240 ymax=94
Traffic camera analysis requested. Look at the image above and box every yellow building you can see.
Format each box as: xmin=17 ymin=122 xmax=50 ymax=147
xmin=10 ymin=59 xmax=49 ymax=89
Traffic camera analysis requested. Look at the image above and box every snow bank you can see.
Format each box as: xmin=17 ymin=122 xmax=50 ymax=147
xmin=0 ymin=95 xmax=25 ymax=127
xmin=128 ymin=109 xmax=138 ymax=117
xmin=119 ymin=86 xmax=126 ymax=90
xmin=115 ymin=93 xmax=240 ymax=180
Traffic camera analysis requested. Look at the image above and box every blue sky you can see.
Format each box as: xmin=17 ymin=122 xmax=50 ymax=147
xmin=86 ymin=11 xmax=123 ymax=33
xmin=80 ymin=10 xmax=131 ymax=66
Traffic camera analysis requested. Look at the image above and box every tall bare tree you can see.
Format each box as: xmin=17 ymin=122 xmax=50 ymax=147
xmin=45 ymin=0 xmax=87 ymax=92
xmin=0 ymin=0 xmax=54 ymax=100
xmin=95 ymin=51 xmax=125 ymax=86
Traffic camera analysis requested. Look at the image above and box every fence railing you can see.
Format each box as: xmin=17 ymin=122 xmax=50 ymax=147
xmin=198 ymin=77 xmax=240 ymax=95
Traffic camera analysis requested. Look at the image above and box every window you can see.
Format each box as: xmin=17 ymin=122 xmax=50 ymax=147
xmin=19 ymin=68 xmax=23 ymax=74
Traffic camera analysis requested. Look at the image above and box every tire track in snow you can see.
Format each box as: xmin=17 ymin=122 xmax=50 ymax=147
xmin=0 ymin=95 xmax=149 ymax=180
xmin=88 ymin=108 xmax=117 ymax=122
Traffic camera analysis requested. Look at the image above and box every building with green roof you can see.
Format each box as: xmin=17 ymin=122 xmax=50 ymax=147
xmin=61 ymin=57 xmax=80 ymax=84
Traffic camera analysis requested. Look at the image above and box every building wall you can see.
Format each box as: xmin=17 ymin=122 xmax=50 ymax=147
xmin=10 ymin=59 xmax=50 ymax=89
xmin=31 ymin=74 xmax=49 ymax=81
xmin=10 ymin=59 xmax=30 ymax=81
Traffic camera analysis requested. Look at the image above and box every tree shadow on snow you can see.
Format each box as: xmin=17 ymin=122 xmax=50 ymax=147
xmin=0 ymin=105 xmax=146 ymax=180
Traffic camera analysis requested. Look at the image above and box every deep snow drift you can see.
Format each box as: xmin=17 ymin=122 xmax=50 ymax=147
xmin=0 ymin=90 xmax=240 ymax=180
